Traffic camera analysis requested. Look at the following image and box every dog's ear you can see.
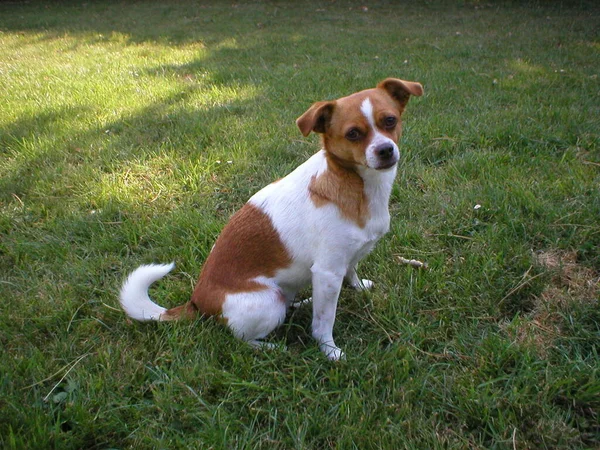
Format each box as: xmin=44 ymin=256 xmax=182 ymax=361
xmin=296 ymin=101 xmax=335 ymax=137
xmin=377 ymin=78 xmax=423 ymax=110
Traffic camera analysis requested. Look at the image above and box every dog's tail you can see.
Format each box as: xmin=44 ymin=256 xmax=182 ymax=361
xmin=119 ymin=263 xmax=197 ymax=322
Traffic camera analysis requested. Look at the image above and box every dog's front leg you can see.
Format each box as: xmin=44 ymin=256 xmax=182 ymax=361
xmin=311 ymin=267 xmax=345 ymax=361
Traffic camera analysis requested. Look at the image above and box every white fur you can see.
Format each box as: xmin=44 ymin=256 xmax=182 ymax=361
xmin=361 ymin=98 xmax=399 ymax=170
xmin=119 ymin=263 xmax=174 ymax=321
xmin=242 ymin=136 xmax=395 ymax=359
xmin=120 ymin=94 xmax=398 ymax=361
xmin=222 ymin=286 xmax=287 ymax=342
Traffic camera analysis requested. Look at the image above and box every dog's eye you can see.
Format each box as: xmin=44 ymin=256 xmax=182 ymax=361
xmin=383 ymin=116 xmax=398 ymax=129
xmin=345 ymin=128 xmax=362 ymax=142
xmin=384 ymin=116 xmax=398 ymax=128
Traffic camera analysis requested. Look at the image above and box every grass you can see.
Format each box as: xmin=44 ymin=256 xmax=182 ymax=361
xmin=0 ymin=0 xmax=599 ymax=448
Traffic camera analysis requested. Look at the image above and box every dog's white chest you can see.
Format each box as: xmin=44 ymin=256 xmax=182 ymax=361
xmin=248 ymin=151 xmax=395 ymax=291
xmin=360 ymin=164 xmax=395 ymax=236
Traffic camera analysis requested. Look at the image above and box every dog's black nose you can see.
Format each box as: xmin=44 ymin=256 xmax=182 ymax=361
xmin=377 ymin=145 xmax=394 ymax=159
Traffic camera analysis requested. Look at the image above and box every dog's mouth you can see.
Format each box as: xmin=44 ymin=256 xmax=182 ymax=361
xmin=367 ymin=142 xmax=399 ymax=171
xmin=374 ymin=159 xmax=398 ymax=171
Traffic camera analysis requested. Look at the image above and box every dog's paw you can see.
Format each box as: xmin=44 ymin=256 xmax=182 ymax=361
xmin=291 ymin=297 xmax=312 ymax=309
xmin=352 ymin=279 xmax=374 ymax=291
xmin=320 ymin=343 xmax=346 ymax=361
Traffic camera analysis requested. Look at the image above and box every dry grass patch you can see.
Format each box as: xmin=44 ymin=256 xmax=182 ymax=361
xmin=503 ymin=250 xmax=599 ymax=356
xmin=535 ymin=250 xmax=599 ymax=307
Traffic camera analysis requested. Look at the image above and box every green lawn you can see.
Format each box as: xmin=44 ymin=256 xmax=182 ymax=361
xmin=1 ymin=1 xmax=599 ymax=448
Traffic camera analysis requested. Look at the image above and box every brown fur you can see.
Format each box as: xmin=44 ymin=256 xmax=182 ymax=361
xmin=193 ymin=203 xmax=290 ymax=313
xmin=162 ymin=203 xmax=290 ymax=320
xmin=163 ymin=78 xmax=423 ymax=322
xmin=299 ymin=78 xmax=423 ymax=229
xmin=309 ymin=152 xmax=369 ymax=228
xmin=161 ymin=302 xmax=198 ymax=321
xmin=376 ymin=78 xmax=424 ymax=110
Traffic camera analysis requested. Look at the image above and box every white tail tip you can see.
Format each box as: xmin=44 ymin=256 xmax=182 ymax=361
xmin=119 ymin=263 xmax=175 ymax=321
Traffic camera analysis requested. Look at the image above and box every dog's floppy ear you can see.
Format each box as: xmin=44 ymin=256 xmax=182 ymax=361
xmin=377 ymin=78 xmax=423 ymax=110
xmin=296 ymin=101 xmax=335 ymax=137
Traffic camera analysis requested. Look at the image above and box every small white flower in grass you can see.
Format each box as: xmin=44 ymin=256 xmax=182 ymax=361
xmin=474 ymin=204 xmax=482 ymax=210
xmin=216 ymin=160 xmax=221 ymax=164
xmin=227 ymin=160 xmax=233 ymax=164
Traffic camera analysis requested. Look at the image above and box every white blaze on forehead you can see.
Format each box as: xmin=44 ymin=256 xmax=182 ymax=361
xmin=360 ymin=97 xmax=376 ymax=129
xmin=360 ymin=97 xmax=400 ymax=170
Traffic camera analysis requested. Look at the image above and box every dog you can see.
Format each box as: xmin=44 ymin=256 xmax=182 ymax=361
xmin=119 ymin=78 xmax=423 ymax=360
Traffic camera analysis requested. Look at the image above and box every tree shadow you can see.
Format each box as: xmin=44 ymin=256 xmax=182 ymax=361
xmin=0 ymin=3 xmax=332 ymax=316
xmin=0 ymin=1 xmax=301 ymax=46
xmin=0 ymin=2 xmax=322 ymax=208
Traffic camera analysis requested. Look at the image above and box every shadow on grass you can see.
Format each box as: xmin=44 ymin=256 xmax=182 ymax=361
xmin=0 ymin=2 xmax=327 ymax=208
xmin=0 ymin=4 xmax=328 ymax=331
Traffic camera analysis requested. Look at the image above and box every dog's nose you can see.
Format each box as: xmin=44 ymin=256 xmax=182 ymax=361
xmin=376 ymin=145 xmax=394 ymax=159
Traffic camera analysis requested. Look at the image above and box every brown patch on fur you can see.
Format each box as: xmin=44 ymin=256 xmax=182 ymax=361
xmin=319 ymin=89 xmax=405 ymax=167
xmin=297 ymin=101 xmax=335 ymax=137
xmin=296 ymin=78 xmax=423 ymax=143
xmin=309 ymin=153 xmax=369 ymax=228
xmin=190 ymin=203 xmax=291 ymax=316
xmin=376 ymin=78 xmax=424 ymax=110
xmin=161 ymin=302 xmax=198 ymax=321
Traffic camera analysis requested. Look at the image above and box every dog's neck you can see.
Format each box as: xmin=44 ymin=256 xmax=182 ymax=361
xmin=307 ymin=149 xmax=396 ymax=229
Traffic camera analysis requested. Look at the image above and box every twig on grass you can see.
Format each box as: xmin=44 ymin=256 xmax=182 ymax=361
xmin=395 ymin=255 xmax=429 ymax=269
xmin=101 ymin=301 xmax=122 ymax=312
xmin=428 ymin=233 xmax=476 ymax=241
xmin=12 ymin=193 xmax=24 ymax=207
xmin=150 ymin=188 xmax=162 ymax=203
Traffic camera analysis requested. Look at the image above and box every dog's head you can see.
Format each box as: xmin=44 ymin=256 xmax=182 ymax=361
xmin=296 ymin=78 xmax=423 ymax=171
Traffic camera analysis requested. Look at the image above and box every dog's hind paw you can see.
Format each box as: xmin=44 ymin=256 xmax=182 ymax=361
xmin=352 ymin=279 xmax=374 ymax=291
xmin=291 ymin=297 xmax=312 ymax=309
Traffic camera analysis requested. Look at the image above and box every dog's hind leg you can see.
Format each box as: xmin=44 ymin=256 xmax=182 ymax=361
xmin=344 ymin=248 xmax=375 ymax=291
xmin=222 ymin=287 xmax=287 ymax=349
xmin=345 ymin=267 xmax=374 ymax=291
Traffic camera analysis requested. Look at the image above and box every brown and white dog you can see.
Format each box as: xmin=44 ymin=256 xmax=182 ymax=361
xmin=119 ymin=78 xmax=423 ymax=360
